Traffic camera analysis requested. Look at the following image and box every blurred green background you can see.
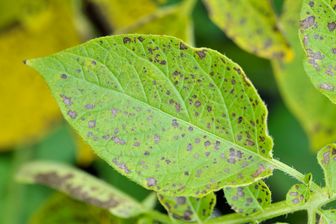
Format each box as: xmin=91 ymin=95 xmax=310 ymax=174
xmin=0 ymin=0 xmax=330 ymax=223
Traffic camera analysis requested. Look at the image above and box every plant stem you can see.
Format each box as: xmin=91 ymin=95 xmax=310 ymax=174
xmin=307 ymin=209 xmax=317 ymax=224
xmin=146 ymin=210 xmax=172 ymax=223
xmin=270 ymin=159 xmax=322 ymax=192
xmin=206 ymin=192 xmax=330 ymax=224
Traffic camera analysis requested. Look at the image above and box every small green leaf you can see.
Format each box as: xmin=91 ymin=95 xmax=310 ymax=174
xmin=30 ymin=193 xmax=121 ymax=224
xmin=223 ymin=180 xmax=271 ymax=216
xmin=16 ymin=161 xmax=145 ymax=218
xmin=272 ymin=0 xmax=336 ymax=151
xmin=319 ymin=209 xmax=336 ymax=224
xmin=27 ymin=34 xmax=274 ymax=197
xmin=300 ymin=0 xmax=336 ymax=104
xmin=317 ymin=143 xmax=336 ymax=195
xmin=204 ymin=0 xmax=292 ymax=61
xmin=158 ymin=193 xmax=216 ymax=222
xmin=286 ymin=184 xmax=310 ymax=206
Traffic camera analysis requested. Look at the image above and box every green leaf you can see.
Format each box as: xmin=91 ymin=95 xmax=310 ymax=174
xmin=300 ymin=0 xmax=336 ymax=104
xmin=90 ymin=0 xmax=160 ymax=30
xmin=223 ymin=180 xmax=271 ymax=216
xmin=286 ymin=184 xmax=310 ymax=206
xmin=27 ymin=34 xmax=274 ymax=197
xmin=272 ymin=0 xmax=336 ymax=151
xmin=115 ymin=2 xmax=194 ymax=44
xmin=319 ymin=209 xmax=336 ymax=224
xmin=16 ymin=161 xmax=145 ymax=218
xmin=317 ymin=143 xmax=336 ymax=195
xmin=203 ymin=0 xmax=292 ymax=61
xmin=30 ymin=193 xmax=121 ymax=224
xmin=158 ymin=192 xmax=216 ymax=222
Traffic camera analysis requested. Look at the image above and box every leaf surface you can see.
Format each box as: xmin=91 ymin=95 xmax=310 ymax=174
xmin=16 ymin=161 xmax=145 ymax=218
xmin=285 ymin=184 xmax=310 ymax=206
xmin=27 ymin=34 xmax=274 ymax=196
xmin=223 ymin=180 xmax=271 ymax=216
xmin=300 ymin=0 xmax=336 ymax=103
xmin=272 ymin=0 xmax=336 ymax=150
xmin=204 ymin=0 xmax=292 ymax=60
xmin=317 ymin=143 xmax=336 ymax=195
xmin=158 ymin=193 xmax=215 ymax=222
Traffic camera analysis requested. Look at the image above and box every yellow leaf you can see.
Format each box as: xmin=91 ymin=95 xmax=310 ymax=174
xmin=0 ymin=0 xmax=81 ymax=149
xmin=91 ymin=0 xmax=161 ymax=30
xmin=115 ymin=1 xmax=194 ymax=44
xmin=204 ymin=0 xmax=292 ymax=61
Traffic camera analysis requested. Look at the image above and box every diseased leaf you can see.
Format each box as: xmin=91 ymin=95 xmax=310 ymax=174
xmin=286 ymin=184 xmax=310 ymax=206
xmin=115 ymin=1 xmax=194 ymax=44
xmin=272 ymin=0 xmax=336 ymax=150
xmin=27 ymin=34 xmax=274 ymax=197
xmin=317 ymin=143 xmax=336 ymax=195
xmin=204 ymin=0 xmax=292 ymax=61
xmin=30 ymin=193 xmax=121 ymax=224
xmin=319 ymin=209 xmax=336 ymax=224
xmin=16 ymin=161 xmax=145 ymax=218
xmin=90 ymin=0 xmax=161 ymax=30
xmin=300 ymin=0 xmax=336 ymax=104
xmin=158 ymin=193 xmax=216 ymax=222
xmin=0 ymin=0 xmax=80 ymax=149
xmin=223 ymin=180 xmax=271 ymax=216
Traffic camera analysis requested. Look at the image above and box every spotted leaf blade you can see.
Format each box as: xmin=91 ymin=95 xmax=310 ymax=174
xmin=272 ymin=0 xmax=336 ymax=151
xmin=300 ymin=0 xmax=336 ymax=104
xmin=223 ymin=180 xmax=271 ymax=216
xmin=203 ymin=0 xmax=292 ymax=61
xmin=30 ymin=193 xmax=121 ymax=224
xmin=27 ymin=34 xmax=274 ymax=196
xmin=16 ymin=161 xmax=144 ymax=218
xmin=319 ymin=209 xmax=336 ymax=224
xmin=317 ymin=143 xmax=336 ymax=195
xmin=158 ymin=193 xmax=216 ymax=222
xmin=286 ymin=184 xmax=310 ymax=206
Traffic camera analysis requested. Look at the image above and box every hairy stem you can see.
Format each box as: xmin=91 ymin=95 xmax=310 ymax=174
xmin=146 ymin=210 xmax=172 ymax=223
xmin=270 ymin=159 xmax=322 ymax=192
xmin=206 ymin=192 xmax=331 ymax=224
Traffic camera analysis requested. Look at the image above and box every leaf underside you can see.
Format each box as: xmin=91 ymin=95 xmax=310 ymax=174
xmin=317 ymin=143 xmax=336 ymax=195
xmin=319 ymin=209 xmax=336 ymax=223
xmin=16 ymin=161 xmax=144 ymax=218
xmin=158 ymin=193 xmax=216 ymax=222
xmin=27 ymin=34 xmax=274 ymax=196
xmin=300 ymin=0 xmax=336 ymax=104
xmin=224 ymin=180 xmax=271 ymax=216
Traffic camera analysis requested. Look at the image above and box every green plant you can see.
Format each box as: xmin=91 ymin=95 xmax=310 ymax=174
xmin=14 ymin=0 xmax=336 ymax=223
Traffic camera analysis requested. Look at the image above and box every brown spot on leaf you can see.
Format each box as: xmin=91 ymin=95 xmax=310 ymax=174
xmin=300 ymin=16 xmax=315 ymax=29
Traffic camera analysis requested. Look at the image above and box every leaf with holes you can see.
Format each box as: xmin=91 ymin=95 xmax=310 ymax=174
xmin=158 ymin=193 xmax=216 ymax=222
xmin=300 ymin=0 xmax=336 ymax=104
xmin=319 ymin=209 xmax=336 ymax=224
xmin=286 ymin=184 xmax=310 ymax=206
xmin=203 ymin=0 xmax=292 ymax=61
xmin=223 ymin=180 xmax=271 ymax=216
xmin=115 ymin=1 xmax=194 ymax=44
xmin=16 ymin=161 xmax=146 ymax=218
xmin=272 ymin=0 xmax=336 ymax=151
xmin=317 ymin=143 xmax=336 ymax=195
xmin=30 ymin=193 xmax=121 ymax=224
xmin=26 ymin=34 xmax=274 ymax=197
